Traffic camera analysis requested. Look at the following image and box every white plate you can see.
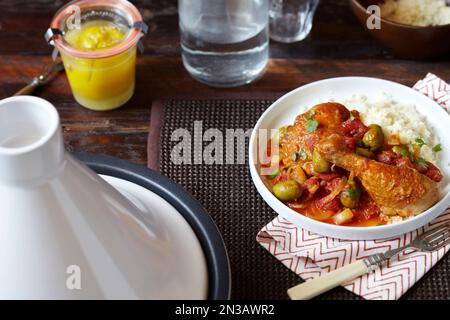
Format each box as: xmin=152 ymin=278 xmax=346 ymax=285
xmin=100 ymin=175 xmax=209 ymax=299
xmin=249 ymin=77 xmax=450 ymax=240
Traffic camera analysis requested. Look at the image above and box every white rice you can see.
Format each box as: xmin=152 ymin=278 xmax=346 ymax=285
xmin=380 ymin=0 xmax=450 ymax=27
xmin=339 ymin=93 xmax=440 ymax=164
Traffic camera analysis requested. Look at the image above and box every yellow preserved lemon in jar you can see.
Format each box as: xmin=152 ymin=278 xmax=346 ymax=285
xmin=47 ymin=0 xmax=146 ymax=111
xmin=62 ymin=21 xmax=135 ymax=110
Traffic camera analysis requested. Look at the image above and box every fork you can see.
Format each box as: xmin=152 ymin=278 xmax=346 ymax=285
xmin=14 ymin=61 xmax=64 ymax=96
xmin=287 ymin=221 xmax=450 ymax=300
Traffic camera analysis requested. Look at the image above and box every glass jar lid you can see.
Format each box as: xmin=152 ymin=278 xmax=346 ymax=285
xmin=46 ymin=0 xmax=147 ymax=59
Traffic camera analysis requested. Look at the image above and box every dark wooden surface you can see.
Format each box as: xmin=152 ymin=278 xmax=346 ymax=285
xmin=0 ymin=0 xmax=449 ymax=165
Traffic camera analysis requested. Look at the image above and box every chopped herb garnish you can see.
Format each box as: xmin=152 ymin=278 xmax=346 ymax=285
xmin=416 ymin=157 xmax=428 ymax=169
xmin=400 ymin=148 xmax=412 ymax=159
xmin=268 ymin=170 xmax=281 ymax=180
xmin=306 ymin=119 xmax=319 ymax=133
xmin=355 ymin=148 xmax=373 ymax=158
xmin=356 ymin=140 xmax=365 ymax=147
xmin=392 ymin=145 xmax=413 ymax=161
xmin=299 ymin=148 xmax=307 ymax=160
xmin=291 ymin=151 xmax=297 ymax=161
xmin=432 ymin=144 xmax=442 ymax=152
xmin=306 ymin=111 xmax=316 ymax=120
xmin=344 ymin=188 xmax=358 ymax=200
xmin=415 ymin=138 xmax=426 ymax=148
xmin=406 ymin=144 xmax=416 ymax=160
xmin=355 ymin=149 xmax=366 ymax=157
xmin=305 ymin=111 xmax=319 ymax=133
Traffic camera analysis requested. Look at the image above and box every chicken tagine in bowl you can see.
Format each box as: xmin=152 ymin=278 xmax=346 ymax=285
xmin=249 ymin=77 xmax=450 ymax=240
xmin=263 ymin=102 xmax=442 ymax=227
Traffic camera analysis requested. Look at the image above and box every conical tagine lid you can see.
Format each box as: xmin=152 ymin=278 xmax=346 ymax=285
xmin=0 ymin=96 xmax=208 ymax=299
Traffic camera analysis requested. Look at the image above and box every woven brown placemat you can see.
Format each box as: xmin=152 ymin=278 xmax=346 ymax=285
xmin=148 ymin=97 xmax=449 ymax=300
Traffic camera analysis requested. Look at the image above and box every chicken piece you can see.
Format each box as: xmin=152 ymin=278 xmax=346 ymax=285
xmin=279 ymin=103 xmax=350 ymax=163
xmin=316 ymin=134 xmax=440 ymax=217
xmin=308 ymin=102 xmax=351 ymax=129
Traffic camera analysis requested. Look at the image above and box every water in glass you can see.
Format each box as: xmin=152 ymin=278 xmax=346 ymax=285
xmin=179 ymin=0 xmax=269 ymax=87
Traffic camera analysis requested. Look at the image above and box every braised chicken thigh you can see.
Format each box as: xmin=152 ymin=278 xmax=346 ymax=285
xmin=316 ymin=134 xmax=440 ymax=216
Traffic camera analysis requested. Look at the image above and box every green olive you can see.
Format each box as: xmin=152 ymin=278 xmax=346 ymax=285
xmin=362 ymin=124 xmax=384 ymax=151
xmin=312 ymin=150 xmax=330 ymax=173
xmin=340 ymin=180 xmax=360 ymax=209
xmin=355 ymin=147 xmax=374 ymax=158
xmin=272 ymin=180 xmax=303 ymax=201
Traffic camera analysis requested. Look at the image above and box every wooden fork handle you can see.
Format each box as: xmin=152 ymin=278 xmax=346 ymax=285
xmin=287 ymin=260 xmax=368 ymax=300
xmin=14 ymin=78 xmax=40 ymax=96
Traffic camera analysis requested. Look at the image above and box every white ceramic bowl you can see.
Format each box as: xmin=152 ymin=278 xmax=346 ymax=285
xmin=249 ymin=77 xmax=450 ymax=240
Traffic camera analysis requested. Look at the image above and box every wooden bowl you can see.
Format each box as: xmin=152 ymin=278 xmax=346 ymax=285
xmin=350 ymin=0 xmax=450 ymax=60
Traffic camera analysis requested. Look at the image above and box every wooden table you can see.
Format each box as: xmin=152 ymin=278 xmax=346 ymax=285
xmin=1 ymin=0 xmax=449 ymax=166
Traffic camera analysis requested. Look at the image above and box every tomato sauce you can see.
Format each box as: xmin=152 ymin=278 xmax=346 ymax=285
xmin=287 ymin=190 xmax=382 ymax=227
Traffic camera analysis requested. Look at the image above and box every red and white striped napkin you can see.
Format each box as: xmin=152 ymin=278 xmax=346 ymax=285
xmin=414 ymin=73 xmax=450 ymax=112
xmin=256 ymin=74 xmax=450 ymax=300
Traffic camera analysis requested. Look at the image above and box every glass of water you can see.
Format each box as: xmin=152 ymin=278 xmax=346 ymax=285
xmin=178 ymin=0 xmax=269 ymax=88
xmin=269 ymin=0 xmax=320 ymax=43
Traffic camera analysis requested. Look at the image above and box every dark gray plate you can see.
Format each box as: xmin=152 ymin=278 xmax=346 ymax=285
xmin=75 ymin=153 xmax=231 ymax=300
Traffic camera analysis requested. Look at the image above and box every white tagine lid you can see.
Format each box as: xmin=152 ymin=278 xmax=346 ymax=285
xmin=0 ymin=96 xmax=208 ymax=299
